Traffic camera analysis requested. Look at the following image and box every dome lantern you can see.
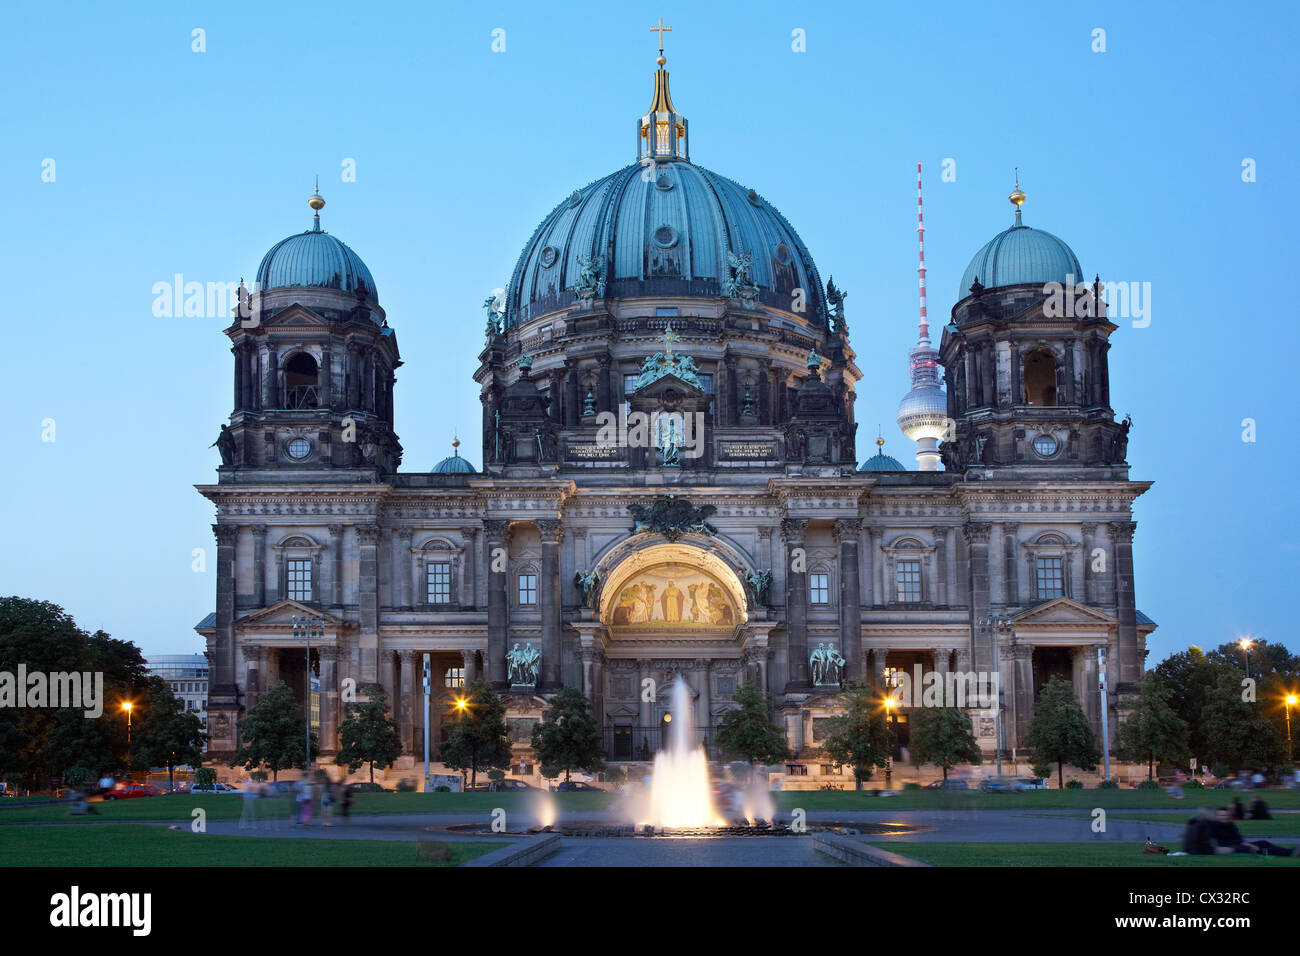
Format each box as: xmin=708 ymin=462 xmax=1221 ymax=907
xmin=638 ymin=19 xmax=689 ymax=163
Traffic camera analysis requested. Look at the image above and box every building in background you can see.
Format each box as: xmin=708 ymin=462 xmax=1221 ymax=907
xmin=146 ymin=653 xmax=210 ymax=746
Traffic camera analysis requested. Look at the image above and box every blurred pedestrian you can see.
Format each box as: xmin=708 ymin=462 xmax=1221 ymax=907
xmin=341 ymin=784 xmax=354 ymax=825
xmin=239 ymin=777 xmax=259 ymax=829
xmin=321 ymin=780 xmax=335 ymax=827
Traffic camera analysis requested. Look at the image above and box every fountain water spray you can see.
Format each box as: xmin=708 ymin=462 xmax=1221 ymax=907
xmin=633 ymin=677 xmax=721 ymax=828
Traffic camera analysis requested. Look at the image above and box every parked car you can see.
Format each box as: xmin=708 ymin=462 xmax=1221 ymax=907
xmin=924 ymin=779 xmax=970 ymax=790
xmin=103 ymin=784 xmax=162 ymax=800
xmin=552 ymin=781 xmax=602 ymax=792
xmin=978 ymin=777 xmax=1021 ymax=793
xmin=1015 ymin=777 xmax=1048 ymax=790
xmin=189 ymin=782 xmax=241 ymax=794
xmin=494 ymin=779 xmax=539 ymax=791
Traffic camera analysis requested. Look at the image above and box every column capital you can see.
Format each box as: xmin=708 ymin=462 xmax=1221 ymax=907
xmin=213 ymin=524 xmax=239 ymax=546
xmin=483 ymin=518 xmax=511 ymax=541
xmin=250 ymin=523 xmax=268 ymax=538
xmin=1002 ymin=522 xmax=1020 ymax=535
xmin=327 ymin=524 xmax=344 ymax=538
xmin=536 ymin=518 xmax=564 ymax=544
xmin=929 ymin=526 xmax=950 ymax=541
xmin=963 ymin=523 xmax=992 ymax=545
xmin=355 ymin=524 xmax=381 ymax=544
xmin=832 ymin=517 xmax=863 ymax=543
xmin=1080 ymin=521 xmax=1098 ymax=535
xmin=459 ymin=526 xmax=479 ymax=540
xmin=1109 ymin=521 xmax=1137 ymax=542
xmin=780 ymin=517 xmax=808 ymax=545
xmin=398 ymin=649 xmax=416 ymax=663
xmin=397 ymin=527 xmax=414 ymax=542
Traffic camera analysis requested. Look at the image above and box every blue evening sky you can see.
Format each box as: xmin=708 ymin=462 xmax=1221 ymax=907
xmin=1 ymin=0 xmax=1295 ymax=664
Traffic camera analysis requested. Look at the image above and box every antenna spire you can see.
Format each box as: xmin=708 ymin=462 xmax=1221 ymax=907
xmin=916 ymin=162 xmax=929 ymax=347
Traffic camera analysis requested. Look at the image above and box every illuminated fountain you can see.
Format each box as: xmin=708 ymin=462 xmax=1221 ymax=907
xmin=633 ymin=677 xmax=722 ymax=829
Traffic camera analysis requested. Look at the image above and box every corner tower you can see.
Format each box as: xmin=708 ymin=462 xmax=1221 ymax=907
xmin=215 ymin=189 xmax=403 ymax=481
xmin=938 ymin=182 xmax=1129 ymax=477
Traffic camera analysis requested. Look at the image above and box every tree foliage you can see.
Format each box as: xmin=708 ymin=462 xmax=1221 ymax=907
xmin=1201 ymin=669 xmax=1283 ymax=770
xmin=335 ymin=691 xmax=402 ymax=785
xmin=132 ymin=678 xmax=207 ymax=790
xmin=531 ymin=686 xmax=604 ymax=781
xmin=909 ymin=707 xmax=981 ymax=780
xmin=822 ymin=689 xmax=892 ymax=789
xmin=715 ymin=683 xmax=791 ymax=767
xmin=230 ymin=681 xmax=316 ymax=781
xmin=440 ymin=679 xmax=511 ymax=789
xmin=1025 ymin=676 xmax=1100 ymax=788
xmin=1115 ymin=671 xmax=1188 ymax=780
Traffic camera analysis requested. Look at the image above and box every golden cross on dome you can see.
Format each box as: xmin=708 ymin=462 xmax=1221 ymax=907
xmin=650 ymin=18 xmax=672 ymax=53
xmin=659 ymin=323 xmax=681 ymax=354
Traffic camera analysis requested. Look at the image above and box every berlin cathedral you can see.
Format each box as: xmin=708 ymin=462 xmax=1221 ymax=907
xmin=196 ymin=42 xmax=1153 ymax=783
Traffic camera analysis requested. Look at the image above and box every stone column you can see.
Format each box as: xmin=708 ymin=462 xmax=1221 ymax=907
xmin=327 ymin=525 xmax=344 ymax=606
xmin=1067 ymin=540 xmax=1084 ymax=601
xmin=597 ymin=354 xmax=612 ymax=413
xmin=929 ymin=527 xmax=948 ymax=607
xmin=356 ymin=524 xmax=381 ymax=684
xmin=1003 ymin=523 xmax=1020 ymax=606
xmin=262 ymin=339 xmax=278 ymax=409
xmin=1111 ymin=521 xmax=1141 ymax=685
xmin=964 ymin=523 xmax=994 ymax=672
xmin=834 ymin=518 xmax=864 ymax=683
xmin=1078 ymin=646 xmax=1099 ymax=726
xmin=696 ymin=659 xmax=712 ymax=739
xmin=932 ymin=646 xmax=951 ymax=675
xmin=989 ymin=522 xmax=1006 ymax=606
xmin=782 ymin=518 xmax=810 ymax=690
xmin=243 ymin=643 xmax=262 ymax=712
xmin=725 ymin=355 xmax=739 ymax=426
xmin=637 ymin=659 xmax=653 ymax=735
xmin=871 ymin=648 xmax=887 ymax=691
xmin=1009 ymin=643 xmax=1034 ymax=749
xmin=398 ymin=650 xmax=415 ymax=753
xmin=944 ymin=527 xmax=959 ymax=608
xmin=461 ymin=648 xmax=479 ymax=684
xmin=248 ymin=524 xmax=266 ymax=608
xmin=484 ymin=520 xmax=510 ymax=686
xmin=396 ymin=529 xmax=413 ymax=609
xmin=870 ymin=527 xmax=886 ymax=606
xmin=459 ymin=527 xmax=479 ymax=609
xmin=1081 ymin=522 xmax=1099 ymax=604
xmin=537 ymin=519 xmax=564 ymax=690
xmin=564 ymin=360 xmax=580 ymax=426
xmin=580 ymin=648 xmax=595 ymax=698
xmin=320 ymin=646 xmax=340 ymax=752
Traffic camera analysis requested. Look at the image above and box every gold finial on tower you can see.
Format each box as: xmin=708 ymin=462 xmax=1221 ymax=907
xmin=309 ymin=175 xmax=325 ymax=211
xmin=451 ymin=435 xmax=461 ymax=456
xmin=1009 ymin=168 xmax=1026 ymax=225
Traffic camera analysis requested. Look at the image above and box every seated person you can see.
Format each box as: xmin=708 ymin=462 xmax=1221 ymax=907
xmin=1230 ymin=796 xmax=1246 ymax=820
xmin=1249 ymin=796 xmax=1272 ymax=820
xmin=1210 ymin=807 xmax=1296 ymax=856
xmin=1181 ymin=808 xmax=1221 ymax=855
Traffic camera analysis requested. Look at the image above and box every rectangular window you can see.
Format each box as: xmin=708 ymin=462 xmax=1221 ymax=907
xmin=896 ymin=560 xmax=922 ymax=603
xmin=1036 ymin=556 xmax=1065 ymax=598
xmin=287 ymin=559 xmax=312 ymax=602
xmin=655 ymin=307 xmax=679 ymax=317
xmin=427 ymin=561 xmax=452 ymax=604
xmin=444 ymin=667 xmax=464 ymax=689
xmin=518 ymin=574 xmax=538 ymax=605
xmin=809 ymin=572 xmax=830 ymax=604
xmin=698 ymin=373 xmax=714 ymax=394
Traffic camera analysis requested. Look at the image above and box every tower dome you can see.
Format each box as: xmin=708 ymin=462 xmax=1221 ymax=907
xmin=957 ymin=184 xmax=1081 ymax=297
xmin=505 ymin=56 xmax=825 ymax=326
xmin=432 ymin=438 xmax=476 ymax=474
xmin=255 ymin=191 xmax=379 ymax=304
xmin=859 ymin=435 xmax=907 ymax=472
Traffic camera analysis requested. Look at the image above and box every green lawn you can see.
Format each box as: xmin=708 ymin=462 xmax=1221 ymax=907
xmin=0 ymin=824 xmax=501 ymax=866
xmin=1081 ymin=812 xmax=1300 ymax=837
xmin=0 ymin=790 xmax=616 ymax=824
xmin=772 ymin=788 xmax=1300 ymax=812
xmin=868 ymin=842 xmax=1300 ymax=867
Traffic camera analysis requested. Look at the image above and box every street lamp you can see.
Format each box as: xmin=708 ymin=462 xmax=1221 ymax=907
xmin=122 ymin=700 xmax=133 ymax=744
xmin=291 ymin=615 xmax=325 ymax=771
xmin=1286 ymin=694 xmax=1297 ymax=763
xmin=978 ymin=615 xmax=1012 ymax=777
xmin=882 ymin=692 xmax=898 ymax=787
xmin=1238 ymin=637 xmax=1253 ymax=678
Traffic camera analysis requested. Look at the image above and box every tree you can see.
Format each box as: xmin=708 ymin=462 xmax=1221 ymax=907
xmin=1115 ymin=672 xmax=1189 ymax=781
xmin=0 ymin=597 xmax=148 ymax=789
xmin=440 ymin=679 xmax=510 ymax=790
xmin=531 ymin=686 xmax=605 ymax=782
xmin=1153 ymin=647 xmax=1224 ymax=759
xmin=1024 ymin=676 xmax=1100 ymax=789
xmin=822 ymin=689 xmax=892 ymax=790
xmin=231 ymin=681 xmax=316 ymax=781
xmin=909 ymin=707 xmax=981 ymax=780
xmin=715 ymin=683 xmax=791 ymax=768
xmin=335 ymin=692 xmax=402 ymax=785
xmin=132 ymin=678 xmax=207 ymax=791
xmin=1201 ymin=669 xmax=1282 ymax=771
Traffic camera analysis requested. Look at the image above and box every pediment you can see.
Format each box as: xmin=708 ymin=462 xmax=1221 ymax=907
xmin=1012 ymin=597 xmax=1116 ymax=627
xmin=234 ymin=600 xmax=350 ymax=630
xmin=633 ymin=373 xmax=704 ymax=398
xmin=606 ymin=703 xmax=640 ymax=718
xmin=263 ymin=303 xmax=331 ymax=327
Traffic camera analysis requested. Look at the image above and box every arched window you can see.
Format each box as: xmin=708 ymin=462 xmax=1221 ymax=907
xmin=284 ymin=353 xmax=320 ymax=409
xmin=1023 ymin=349 xmax=1058 ymax=406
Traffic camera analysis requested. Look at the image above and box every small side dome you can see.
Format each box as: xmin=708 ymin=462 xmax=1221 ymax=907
xmin=432 ymin=438 xmax=476 ymax=474
xmin=859 ymin=436 xmax=907 ymax=472
xmin=958 ymin=185 xmax=1081 ymax=296
xmin=255 ymin=191 xmax=379 ymax=303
